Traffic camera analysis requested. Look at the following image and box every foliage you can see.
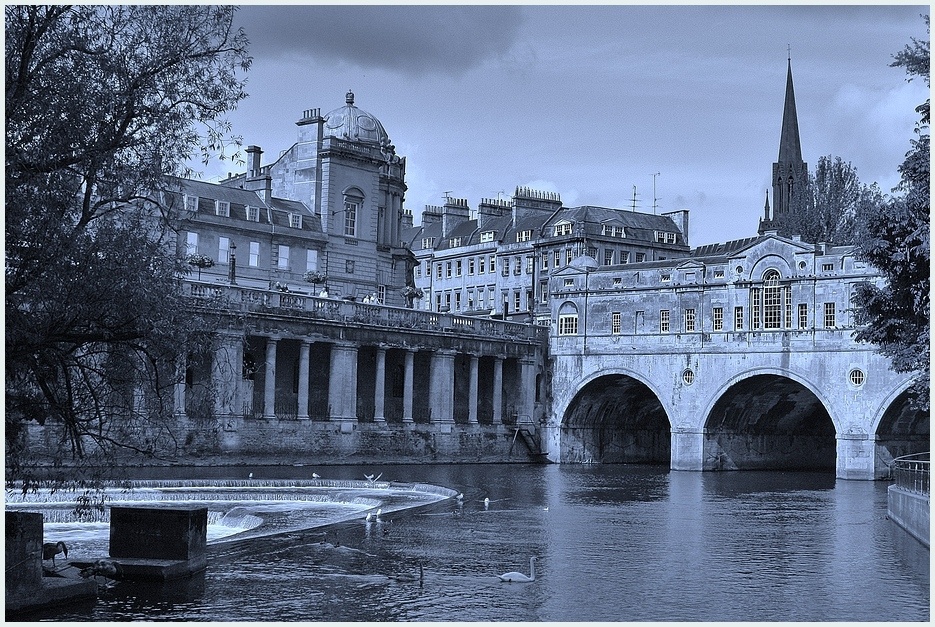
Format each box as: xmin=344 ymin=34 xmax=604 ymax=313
xmin=304 ymin=270 xmax=327 ymax=284
xmin=5 ymin=5 xmax=250 ymax=479
xmin=784 ymin=156 xmax=883 ymax=245
xmin=187 ymin=253 xmax=216 ymax=269
xmin=852 ymin=15 xmax=930 ymax=408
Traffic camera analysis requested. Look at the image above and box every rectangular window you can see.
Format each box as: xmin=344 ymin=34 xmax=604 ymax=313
xmin=564 ymin=278 xmax=574 ymax=287
xmin=489 ymin=255 xmax=496 ymax=273
xmin=684 ymin=308 xmax=696 ymax=332
xmin=513 ymin=291 xmax=521 ymax=312
xmin=215 ymin=200 xmax=230 ymax=217
xmin=306 ymin=249 xmax=318 ymax=272
xmin=468 ymin=258 xmax=475 ymax=275
xmin=344 ymin=201 xmax=358 ymax=237
xmin=784 ymin=288 xmax=793 ymax=329
xmin=436 ymin=293 xmax=442 ymax=311
xmin=526 ymin=256 xmax=534 ymax=274
xmin=713 ymin=307 xmax=724 ymax=331
xmin=554 ymin=222 xmax=572 ymax=236
xmin=446 ymin=261 xmax=452 ymax=278
xmin=554 ymin=251 xmax=561 ymax=268
xmin=824 ymin=302 xmax=835 ymax=328
xmin=620 ymin=251 xmax=630 ymax=264
xmin=249 ymin=241 xmax=260 ymax=267
xmin=514 ymin=257 xmax=522 ymax=275
xmin=277 ymin=245 xmax=290 ymax=270
xmin=541 ymin=253 xmax=550 ymax=270
xmin=422 ymin=237 xmax=435 ymax=249
xmin=714 ymin=269 xmax=725 ymax=279
xmin=450 ymin=237 xmax=461 ymax=247
xmin=558 ymin=314 xmax=578 ymax=335
xmin=539 ymin=281 xmax=549 ymax=303
xmin=467 ymin=289 xmax=474 ymax=310
xmin=660 ymin=310 xmax=670 ymax=333
xmin=763 ymin=286 xmax=781 ymax=329
xmin=456 ymin=260 xmax=462 ymax=276
xmin=186 ymin=231 xmax=198 ymax=254
xmin=611 ymin=312 xmax=621 ymax=334
xmin=378 ymin=285 xmax=386 ymax=304
xmin=480 ymin=231 xmax=494 ymax=243
xmin=604 ymin=249 xmax=614 ymax=265
xmin=822 ymin=263 xmax=835 ymax=272
xmin=516 ymin=230 xmax=532 ymax=242
xmin=289 ymin=213 xmax=302 ymax=229
xmin=798 ymin=303 xmax=808 ymax=329
xmin=479 ymin=256 xmax=486 ymax=274
xmin=184 ymin=194 xmax=198 ymax=213
xmin=566 ymin=249 xmax=573 ymax=265
xmin=661 ymin=273 xmax=671 ymax=282
xmin=751 ymin=288 xmax=761 ymax=329
xmin=246 ymin=205 xmax=260 ymax=222
xmin=734 ymin=306 xmax=744 ymax=330
xmin=455 ymin=291 xmax=462 ymax=311
xmin=219 ymin=237 xmax=230 ymax=263
xmin=436 ymin=263 xmax=442 ymax=279
xmin=635 ymin=253 xmax=646 ymax=263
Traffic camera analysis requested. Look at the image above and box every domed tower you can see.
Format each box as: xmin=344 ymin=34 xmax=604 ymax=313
xmin=268 ymin=91 xmax=410 ymax=304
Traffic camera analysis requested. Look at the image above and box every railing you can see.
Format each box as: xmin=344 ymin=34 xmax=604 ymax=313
xmin=891 ymin=452 xmax=930 ymax=495
xmin=185 ymin=280 xmax=542 ymax=341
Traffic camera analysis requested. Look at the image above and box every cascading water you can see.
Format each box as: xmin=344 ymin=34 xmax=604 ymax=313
xmin=6 ymin=477 xmax=456 ymax=559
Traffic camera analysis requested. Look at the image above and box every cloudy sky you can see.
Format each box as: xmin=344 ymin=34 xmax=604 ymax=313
xmin=195 ymin=4 xmax=929 ymax=247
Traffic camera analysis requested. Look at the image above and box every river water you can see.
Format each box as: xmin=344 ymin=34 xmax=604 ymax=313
xmin=12 ymin=464 xmax=930 ymax=621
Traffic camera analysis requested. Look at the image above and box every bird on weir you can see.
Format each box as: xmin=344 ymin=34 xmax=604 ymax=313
xmin=80 ymin=558 xmax=121 ymax=582
xmin=364 ymin=472 xmax=383 ymax=484
xmin=498 ymin=556 xmax=537 ymax=583
xmin=42 ymin=541 xmax=68 ymax=567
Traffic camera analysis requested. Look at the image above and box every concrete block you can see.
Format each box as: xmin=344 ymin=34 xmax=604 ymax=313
xmin=110 ymin=506 xmax=207 ymax=562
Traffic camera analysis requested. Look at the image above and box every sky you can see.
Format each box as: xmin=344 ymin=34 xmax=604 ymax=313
xmin=193 ymin=4 xmax=930 ymax=247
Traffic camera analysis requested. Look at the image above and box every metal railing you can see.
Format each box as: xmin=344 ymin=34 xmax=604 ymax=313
xmin=891 ymin=452 xmax=929 ymax=495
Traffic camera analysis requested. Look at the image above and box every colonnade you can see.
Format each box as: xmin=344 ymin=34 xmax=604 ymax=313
xmin=174 ymin=333 xmax=539 ymax=429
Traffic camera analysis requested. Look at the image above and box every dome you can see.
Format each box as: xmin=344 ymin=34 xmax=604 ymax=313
xmin=322 ymin=90 xmax=390 ymax=146
xmin=569 ymin=255 xmax=599 ymax=271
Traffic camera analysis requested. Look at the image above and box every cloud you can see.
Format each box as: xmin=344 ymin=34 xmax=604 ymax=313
xmin=235 ymin=6 xmax=524 ymax=76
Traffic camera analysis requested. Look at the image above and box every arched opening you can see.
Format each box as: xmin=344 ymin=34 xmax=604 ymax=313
xmin=561 ymin=374 xmax=670 ymax=464
xmin=704 ymin=374 xmax=836 ymax=471
xmin=874 ymin=389 xmax=929 ymax=477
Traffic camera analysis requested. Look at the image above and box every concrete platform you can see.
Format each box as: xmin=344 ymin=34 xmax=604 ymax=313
xmin=5 ymin=565 xmax=98 ymax=617
xmin=70 ymin=556 xmax=207 ymax=582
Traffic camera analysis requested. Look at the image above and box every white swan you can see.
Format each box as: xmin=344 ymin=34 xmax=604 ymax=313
xmin=312 ymin=472 xmax=320 ymax=479
xmin=365 ymin=512 xmax=372 ymax=522
xmin=364 ymin=472 xmax=383 ymax=484
xmin=499 ymin=557 xmax=537 ymax=583
xmin=376 ymin=508 xmax=382 ymax=521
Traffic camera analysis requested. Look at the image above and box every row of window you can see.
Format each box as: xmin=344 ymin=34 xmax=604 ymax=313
xmin=422 ymin=247 xmax=654 ymax=280
xmin=432 ymin=286 xmax=535 ymax=313
xmin=557 ymin=302 xmax=839 ymax=336
xmin=185 ymin=232 xmax=319 ymax=273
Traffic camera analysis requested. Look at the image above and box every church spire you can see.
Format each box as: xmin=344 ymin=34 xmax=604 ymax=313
xmin=777 ymin=57 xmax=803 ymax=164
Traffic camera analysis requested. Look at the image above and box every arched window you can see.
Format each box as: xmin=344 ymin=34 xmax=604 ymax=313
xmin=763 ymin=270 xmax=782 ymax=329
xmin=558 ymin=301 xmax=579 ymax=336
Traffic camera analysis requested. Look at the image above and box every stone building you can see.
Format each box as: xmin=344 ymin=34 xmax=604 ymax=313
xmin=177 ymin=91 xmax=414 ymax=304
xmin=404 ymin=188 xmax=691 ymax=323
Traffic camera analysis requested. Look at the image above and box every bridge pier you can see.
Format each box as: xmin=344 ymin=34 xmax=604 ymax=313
xmin=671 ymin=429 xmax=705 ymax=471
xmin=836 ymin=433 xmax=876 ymax=481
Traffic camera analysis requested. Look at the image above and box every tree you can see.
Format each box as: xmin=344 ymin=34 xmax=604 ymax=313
xmin=783 ymin=155 xmax=880 ymax=245
xmin=852 ymin=15 xmax=930 ymax=409
xmin=5 ymin=6 xmax=250 ymax=482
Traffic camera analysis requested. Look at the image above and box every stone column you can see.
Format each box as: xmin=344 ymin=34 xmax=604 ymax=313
xmin=429 ymin=350 xmax=456 ymax=424
xmin=174 ymin=356 xmax=187 ymax=417
xmin=212 ymin=335 xmax=242 ymax=420
xmin=263 ymin=337 xmax=278 ymax=419
xmin=328 ymin=342 xmax=358 ymax=430
xmin=468 ymin=354 xmax=479 ymax=424
xmin=402 ymin=350 xmax=414 ymax=424
xmin=519 ymin=357 xmax=536 ymax=424
xmin=374 ymin=346 xmax=387 ymax=423
xmin=297 ymin=341 xmax=311 ymax=420
xmin=492 ymin=356 xmax=504 ymax=425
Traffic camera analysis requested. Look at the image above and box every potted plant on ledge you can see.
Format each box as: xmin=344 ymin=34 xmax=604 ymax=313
xmin=186 ymin=253 xmax=215 ymax=280
xmin=401 ymin=285 xmax=424 ymax=309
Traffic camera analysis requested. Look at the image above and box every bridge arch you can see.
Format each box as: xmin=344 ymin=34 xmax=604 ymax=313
xmin=871 ymin=381 xmax=929 ymax=475
xmin=701 ymin=368 xmax=838 ymax=471
xmin=559 ymin=369 xmax=672 ymax=464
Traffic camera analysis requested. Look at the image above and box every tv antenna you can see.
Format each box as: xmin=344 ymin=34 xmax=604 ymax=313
xmin=443 ymin=191 xmax=453 ymax=202
xmin=651 ymin=172 xmax=661 ymax=214
xmin=629 ymin=185 xmax=640 ymax=212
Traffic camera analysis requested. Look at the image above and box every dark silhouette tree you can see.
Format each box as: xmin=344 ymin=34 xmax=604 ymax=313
xmin=5 ymin=6 xmax=250 ymax=482
xmin=852 ymin=15 xmax=930 ymax=409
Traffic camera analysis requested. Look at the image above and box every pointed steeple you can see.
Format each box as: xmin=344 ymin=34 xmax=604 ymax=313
xmin=777 ymin=58 xmax=803 ymax=164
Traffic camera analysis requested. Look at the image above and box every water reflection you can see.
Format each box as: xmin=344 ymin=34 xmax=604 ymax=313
xmin=8 ymin=464 xmax=930 ymax=622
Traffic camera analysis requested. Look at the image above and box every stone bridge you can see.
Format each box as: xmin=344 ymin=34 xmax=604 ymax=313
xmin=545 ymin=235 xmax=927 ymax=480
